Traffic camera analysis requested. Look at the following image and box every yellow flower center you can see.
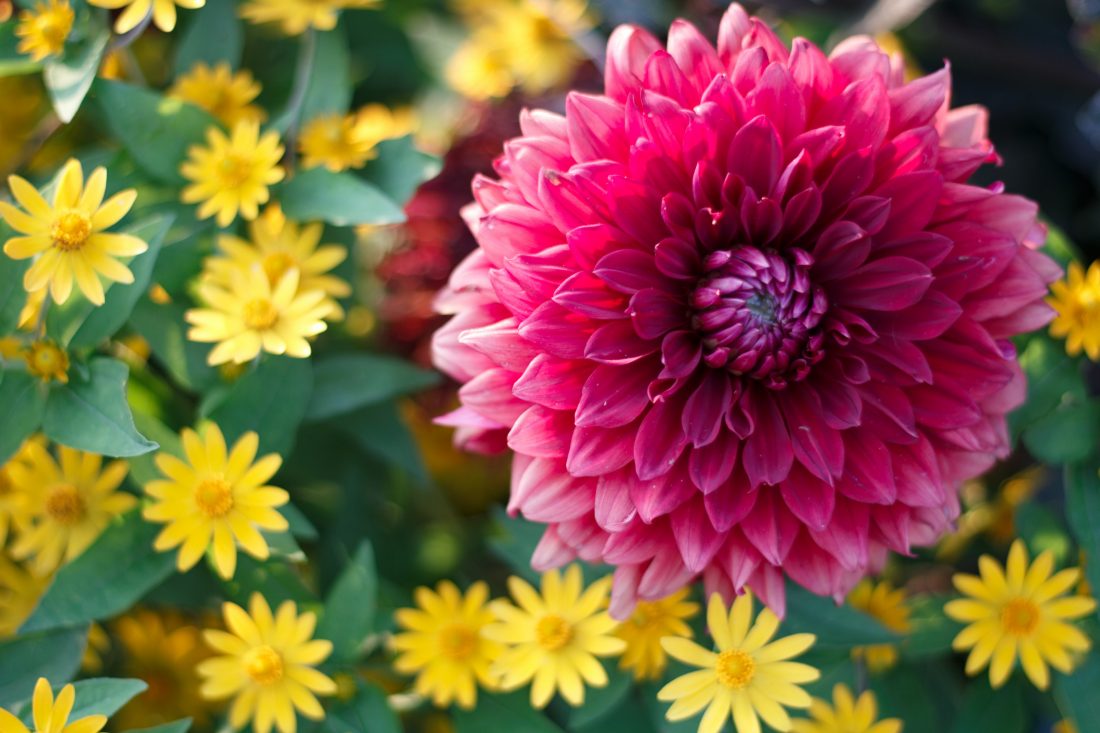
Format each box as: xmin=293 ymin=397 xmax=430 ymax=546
xmin=1001 ymin=598 xmax=1040 ymax=636
xmin=716 ymin=649 xmax=756 ymax=690
xmin=45 ymin=484 xmax=85 ymax=524
xmin=219 ymin=154 xmax=255 ymax=188
xmin=244 ymin=645 xmax=284 ymax=685
xmin=194 ymin=476 xmax=234 ymax=518
xmin=261 ymin=252 xmax=296 ymax=284
xmin=25 ymin=341 xmax=68 ymax=382
xmin=242 ymin=298 xmax=279 ymax=330
xmin=438 ymin=623 xmax=478 ymax=660
xmin=535 ymin=614 xmax=573 ymax=651
xmin=50 ymin=211 xmax=91 ymax=251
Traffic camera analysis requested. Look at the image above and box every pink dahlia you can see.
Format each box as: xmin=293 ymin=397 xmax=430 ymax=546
xmin=431 ymin=5 xmax=1060 ymax=617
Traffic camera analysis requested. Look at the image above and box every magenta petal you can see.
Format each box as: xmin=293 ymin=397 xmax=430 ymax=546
xmin=779 ymin=464 xmax=836 ymax=531
xmin=741 ymin=388 xmax=794 ymax=487
xmin=704 ymin=469 xmax=757 ymax=532
xmin=567 ymin=424 xmax=635 ymax=477
xmin=630 ymin=463 xmax=695 ymax=522
xmin=740 ymin=490 xmax=799 ymax=565
xmin=512 ymin=353 xmax=588 ymax=410
xmin=728 ymin=115 xmax=783 ymax=195
xmin=575 ymin=361 xmax=657 ymax=428
xmin=671 ymin=499 xmax=726 ymax=572
xmin=690 ymin=428 xmax=740 ymax=493
xmin=595 ymin=467 xmax=639 ymax=530
xmin=634 ymin=396 xmax=690 ymax=481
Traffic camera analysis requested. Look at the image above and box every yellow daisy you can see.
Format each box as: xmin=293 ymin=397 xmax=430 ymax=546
xmin=22 ymin=339 xmax=69 ymax=384
xmin=1 ymin=159 xmax=146 ymax=306
xmin=203 ymin=204 xmax=350 ymax=317
xmin=615 ymin=587 xmax=699 ymax=681
xmin=143 ymin=423 xmax=289 ymax=579
xmin=186 ymin=266 xmax=333 ymax=365
xmin=445 ymin=40 xmax=513 ymax=100
xmin=199 ymin=593 xmax=337 ymax=733
xmin=0 ymin=554 xmax=51 ymax=637
xmin=88 ymin=0 xmax=205 ymax=33
xmin=0 ymin=437 xmax=41 ymax=548
xmin=180 ymin=120 xmax=285 ymax=228
xmin=238 ymin=0 xmax=377 ymax=35
xmin=658 ymin=593 xmax=819 ymax=733
xmin=485 ymin=565 xmax=625 ymax=708
xmin=7 ymin=441 xmax=136 ymax=575
xmin=944 ymin=539 xmax=1097 ymax=689
xmin=0 ymin=678 xmax=107 ymax=733
xmin=14 ymin=0 xmax=73 ymax=63
xmin=298 ymin=113 xmax=377 ymax=173
xmin=392 ymin=580 xmax=502 ymax=709
xmin=18 ymin=288 xmax=47 ymax=330
xmin=790 ymin=685 xmax=902 ymax=733
xmin=847 ymin=580 xmax=911 ymax=673
xmin=169 ymin=62 xmax=266 ymax=127
xmin=1049 ymin=260 xmax=1100 ymax=360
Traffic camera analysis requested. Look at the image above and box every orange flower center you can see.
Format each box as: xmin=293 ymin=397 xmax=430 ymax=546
xmin=50 ymin=211 xmax=91 ymax=251
xmin=244 ymin=645 xmax=284 ymax=685
xmin=438 ymin=623 xmax=478 ymax=660
xmin=535 ymin=614 xmax=572 ymax=651
xmin=261 ymin=252 xmax=296 ymax=285
xmin=219 ymin=154 xmax=255 ymax=188
xmin=716 ymin=649 xmax=756 ymax=689
xmin=1001 ymin=598 xmax=1040 ymax=636
xmin=45 ymin=484 xmax=85 ymax=524
xmin=194 ymin=476 xmax=234 ymax=518
xmin=242 ymin=298 xmax=279 ymax=330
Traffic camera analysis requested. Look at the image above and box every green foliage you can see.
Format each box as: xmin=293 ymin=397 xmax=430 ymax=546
xmin=0 ymin=627 xmax=87 ymax=708
xmin=174 ymin=0 xmax=243 ymax=74
xmin=62 ymin=678 xmax=149 ymax=719
xmin=305 ymin=352 xmax=438 ymax=421
xmin=1055 ymin=649 xmax=1100 ymax=733
xmin=317 ymin=542 xmax=378 ymax=663
xmin=323 ymin=682 xmax=401 ymax=733
xmin=0 ymin=370 xmax=47 ymax=464
xmin=453 ymin=690 xmax=567 ymax=733
xmin=277 ymin=168 xmax=406 ymax=226
xmin=784 ymin=584 xmax=900 ymax=648
xmin=1065 ymin=462 xmax=1100 ymax=615
xmin=43 ymin=27 xmax=109 ymax=123
xmin=0 ymin=243 xmax=30 ymax=334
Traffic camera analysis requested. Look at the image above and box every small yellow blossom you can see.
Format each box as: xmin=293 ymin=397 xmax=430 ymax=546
xmin=15 ymin=0 xmax=73 ymax=62
xmin=0 ymin=554 xmax=51 ymax=637
xmin=1054 ymin=720 xmax=1078 ymax=733
xmin=615 ymin=588 xmax=699 ymax=681
xmin=239 ymin=0 xmax=377 ymax=35
xmin=143 ymin=423 xmax=289 ymax=579
xmin=790 ymin=685 xmax=902 ymax=733
xmin=0 ymin=438 xmax=40 ymax=548
xmin=658 ymin=593 xmax=819 ymax=733
xmin=88 ymin=0 xmax=205 ymax=33
xmin=945 ymin=539 xmax=1097 ymax=689
xmin=18 ymin=288 xmax=47 ymax=330
xmin=180 ymin=120 xmax=285 ymax=228
xmin=199 ymin=593 xmax=337 ymax=733
xmin=22 ymin=339 xmax=69 ymax=384
xmin=1 ymin=159 xmax=146 ymax=306
xmin=393 ymin=580 xmax=502 ymax=709
xmin=0 ymin=678 xmax=107 ymax=733
xmin=298 ymin=105 xmax=415 ymax=172
xmin=170 ymin=62 xmax=266 ymax=127
xmin=1049 ymin=261 xmax=1100 ymax=360
xmin=847 ymin=580 xmax=911 ymax=673
xmin=486 ymin=565 xmax=625 ymax=708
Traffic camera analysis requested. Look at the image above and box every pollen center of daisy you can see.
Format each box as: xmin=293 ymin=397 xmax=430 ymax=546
xmin=50 ymin=211 xmax=91 ymax=251
xmin=219 ymin=154 xmax=255 ymax=188
xmin=715 ymin=649 xmax=756 ymax=689
xmin=438 ymin=623 xmax=478 ymax=660
xmin=1000 ymin=597 xmax=1040 ymax=635
xmin=45 ymin=484 xmax=85 ymax=524
xmin=692 ymin=246 xmax=827 ymax=388
xmin=244 ymin=645 xmax=284 ymax=685
xmin=194 ymin=476 xmax=234 ymax=518
xmin=535 ymin=614 xmax=573 ymax=651
xmin=242 ymin=298 xmax=279 ymax=330
xmin=27 ymin=341 xmax=67 ymax=379
xmin=261 ymin=252 xmax=296 ymax=284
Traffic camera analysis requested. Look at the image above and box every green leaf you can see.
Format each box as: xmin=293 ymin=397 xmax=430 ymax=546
xmin=901 ymin=595 xmax=959 ymax=660
xmin=566 ymin=661 xmax=634 ymax=728
xmin=278 ymin=168 xmax=405 ymax=227
xmin=329 ymin=402 xmax=427 ymax=482
xmin=222 ymin=556 xmax=315 ymax=606
xmin=65 ymin=678 xmax=148 ymax=719
xmin=298 ymin=27 xmax=350 ymax=123
xmin=362 ymin=136 xmax=441 ymax=208
xmin=948 ymin=676 xmax=1026 ymax=733
xmin=0 ymin=626 xmax=87 ymax=709
xmin=92 ymin=79 xmax=219 ymax=185
xmin=130 ymin=299 xmax=218 ymax=392
xmin=0 ymin=369 xmax=47 ymax=464
xmin=174 ymin=0 xmax=243 ymax=74
xmin=1012 ymin=335 xmax=1086 ymax=435
xmin=123 ymin=720 xmax=193 ymax=733
xmin=317 ymin=542 xmax=378 ymax=662
xmin=21 ymin=511 xmax=176 ymax=632
xmin=453 ymin=690 xmax=566 ymax=733
xmin=0 ymin=23 xmax=42 ymax=76
xmin=1054 ymin=648 xmax=1100 ymax=733
xmin=0 ymin=242 xmax=30 ymax=335
xmin=869 ymin=664 xmax=951 ymax=733
xmin=323 ymin=682 xmax=399 ymax=733
xmin=783 ymin=584 xmax=899 ymax=648
xmin=639 ymin=682 xmax=698 ymax=733
xmin=48 ymin=215 xmax=172 ymax=348
xmin=489 ymin=507 xmax=543 ymax=585
xmin=202 ymin=356 xmax=313 ymax=457
xmin=1065 ymin=462 xmax=1100 ymax=617
xmin=42 ymin=357 xmax=158 ymax=457
xmin=305 ymin=352 xmax=438 ymax=421
xmin=43 ymin=27 xmax=109 ymax=123
xmin=1022 ymin=397 xmax=1100 ymax=464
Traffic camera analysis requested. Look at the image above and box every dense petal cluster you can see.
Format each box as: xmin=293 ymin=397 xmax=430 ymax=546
xmin=432 ymin=4 xmax=1059 ymax=615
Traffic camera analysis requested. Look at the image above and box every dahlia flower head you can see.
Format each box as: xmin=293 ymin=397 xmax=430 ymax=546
xmin=432 ymin=4 xmax=1059 ymax=618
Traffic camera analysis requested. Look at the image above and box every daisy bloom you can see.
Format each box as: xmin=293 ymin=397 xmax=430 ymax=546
xmin=238 ymin=0 xmax=377 ymax=35
xmin=944 ymin=539 xmax=1096 ymax=689
xmin=22 ymin=339 xmax=69 ymax=384
xmin=180 ymin=120 xmax=285 ymax=228
xmin=1 ymin=159 xmax=146 ymax=306
xmin=169 ymin=62 xmax=266 ymax=127
xmin=0 ymin=437 xmax=40 ymax=547
xmin=485 ymin=565 xmax=625 ymax=708
xmin=847 ymin=580 xmax=911 ymax=673
xmin=615 ymin=587 xmax=699 ymax=681
xmin=298 ymin=113 xmax=379 ymax=173
xmin=790 ymin=685 xmax=901 ymax=733
xmin=1048 ymin=261 xmax=1100 ymax=360
xmin=0 ymin=554 xmax=51 ymax=637
xmin=143 ymin=423 xmax=289 ymax=579
xmin=8 ymin=442 xmax=135 ymax=575
xmin=203 ymin=204 xmax=350 ymax=318
xmin=1054 ymin=721 xmax=1078 ymax=733
xmin=14 ymin=0 xmax=73 ymax=62
xmin=199 ymin=593 xmax=337 ymax=733
xmin=0 ymin=678 xmax=107 ymax=733
xmin=88 ymin=0 xmax=204 ymax=34
xmin=392 ymin=580 xmax=503 ymax=709
xmin=186 ymin=266 xmax=333 ymax=365
xmin=658 ymin=593 xmax=818 ymax=733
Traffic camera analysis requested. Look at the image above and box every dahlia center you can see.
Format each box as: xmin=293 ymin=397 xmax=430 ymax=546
xmin=219 ymin=154 xmax=255 ymax=188
xmin=242 ymin=298 xmax=279 ymax=330
xmin=244 ymin=645 xmax=284 ymax=685
xmin=692 ymin=246 xmax=826 ymax=386
xmin=715 ymin=649 xmax=756 ymax=689
xmin=535 ymin=614 xmax=573 ymax=651
xmin=50 ymin=211 xmax=91 ymax=251
xmin=1000 ymin=598 xmax=1040 ymax=636
xmin=438 ymin=623 xmax=477 ymax=660
xmin=194 ymin=476 xmax=234 ymax=518
xmin=261 ymin=252 xmax=296 ymax=284
xmin=45 ymin=484 xmax=85 ymax=524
